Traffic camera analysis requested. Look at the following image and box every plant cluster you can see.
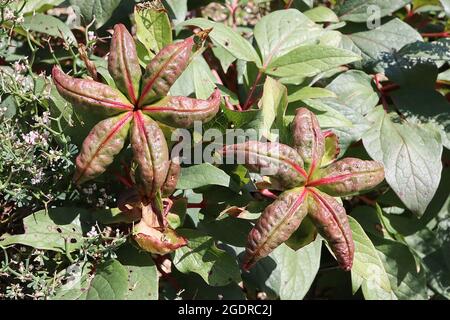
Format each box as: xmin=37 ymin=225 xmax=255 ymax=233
xmin=0 ymin=0 xmax=449 ymax=300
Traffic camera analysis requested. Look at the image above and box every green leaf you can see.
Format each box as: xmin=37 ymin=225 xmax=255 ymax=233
xmin=373 ymin=238 xmax=428 ymax=300
xmin=363 ymin=107 xmax=443 ymax=216
xmin=22 ymin=13 xmax=77 ymax=45
xmin=69 ymin=0 xmax=122 ymax=28
xmin=0 ymin=208 xmax=86 ymax=253
xmin=246 ymin=76 xmax=287 ymax=141
xmin=179 ymin=18 xmax=261 ymax=64
xmin=337 ymin=0 xmax=412 ymax=22
xmin=242 ymin=239 xmax=322 ymax=300
xmin=304 ymin=6 xmax=340 ymax=23
xmin=52 ymin=259 xmax=129 ymax=300
xmin=349 ymin=18 xmax=422 ymax=62
xmin=298 ymin=97 xmax=356 ymax=128
xmin=163 ymin=0 xmax=188 ymax=25
xmin=311 ymin=97 xmax=371 ymax=155
xmin=384 ymin=59 xmax=450 ymax=149
xmin=173 ymin=229 xmax=241 ymax=286
xmin=349 ymin=216 xmax=395 ymax=300
xmin=134 ymin=3 xmax=172 ymax=59
xmin=170 ymin=54 xmax=216 ymax=99
xmin=177 ymin=164 xmax=233 ymax=190
xmin=254 ymin=9 xmax=323 ymax=68
xmin=0 ymin=95 xmax=17 ymax=119
xmin=265 ymin=45 xmax=361 ymax=80
xmin=326 ymin=70 xmax=379 ymax=115
xmin=85 ymin=259 xmax=129 ymax=299
xmin=288 ymin=87 xmax=336 ymax=103
xmin=116 ymin=244 xmax=159 ymax=300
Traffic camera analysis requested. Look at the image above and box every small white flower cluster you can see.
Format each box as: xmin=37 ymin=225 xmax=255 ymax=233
xmin=21 ymin=130 xmax=49 ymax=146
xmin=88 ymin=31 xmax=96 ymax=42
xmin=3 ymin=8 xmax=24 ymax=23
xmin=81 ymin=184 xmax=115 ymax=208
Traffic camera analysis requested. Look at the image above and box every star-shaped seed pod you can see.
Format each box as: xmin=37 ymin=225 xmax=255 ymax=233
xmin=221 ymin=107 xmax=385 ymax=271
xmin=53 ymin=24 xmax=220 ymax=254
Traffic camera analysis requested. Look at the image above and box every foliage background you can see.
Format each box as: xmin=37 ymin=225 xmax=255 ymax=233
xmin=0 ymin=0 xmax=449 ymax=300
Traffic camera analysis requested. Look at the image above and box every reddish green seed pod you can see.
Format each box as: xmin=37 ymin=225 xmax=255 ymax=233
xmin=138 ymin=36 xmax=195 ymax=106
xmin=108 ymin=24 xmax=142 ymax=104
xmin=221 ymin=141 xmax=307 ymax=189
xmin=131 ymin=111 xmax=170 ymax=200
xmin=142 ymin=88 xmax=221 ymax=128
xmin=312 ymin=158 xmax=385 ymax=197
xmin=307 ymin=188 xmax=354 ymax=271
xmin=292 ymin=107 xmax=325 ymax=173
xmin=74 ymin=112 xmax=133 ymax=185
xmin=161 ymin=157 xmax=181 ymax=197
xmin=52 ymin=66 xmax=133 ymax=117
xmin=243 ymin=187 xmax=309 ymax=270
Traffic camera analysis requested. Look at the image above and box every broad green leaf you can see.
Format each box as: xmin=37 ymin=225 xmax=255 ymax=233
xmin=116 ymin=244 xmax=159 ymax=300
xmin=134 ymin=3 xmax=172 ymax=58
xmin=265 ymin=45 xmax=361 ymax=79
xmin=441 ymin=0 xmax=450 ymax=16
xmin=288 ymin=87 xmax=336 ymax=103
xmin=337 ymin=0 xmax=412 ymax=22
xmin=85 ymin=259 xmax=128 ymax=299
xmin=349 ymin=216 xmax=395 ymax=300
xmin=246 ymin=77 xmax=287 ymax=141
xmin=22 ymin=13 xmax=77 ymax=45
xmin=384 ymin=59 xmax=450 ymax=149
xmin=13 ymin=0 xmax=64 ymax=13
xmin=254 ymin=9 xmax=323 ymax=68
xmin=177 ymin=164 xmax=232 ymax=189
xmin=173 ymin=272 xmax=245 ymax=300
xmin=69 ymin=0 xmax=122 ymax=28
xmin=242 ymin=239 xmax=322 ymax=300
xmin=373 ymin=238 xmax=428 ymax=300
xmin=396 ymin=39 xmax=450 ymax=62
xmin=163 ymin=0 xmax=188 ymax=25
xmin=0 ymin=208 xmax=86 ymax=253
xmin=179 ymin=18 xmax=261 ymax=64
xmin=173 ymin=229 xmax=241 ymax=286
xmin=311 ymin=97 xmax=371 ymax=155
xmin=52 ymin=259 xmax=129 ymax=300
xmin=363 ymin=107 xmax=443 ymax=216
xmin=298 ymin=98 xmax=355 ymax=129
xmin=326 ymin=70 xmax=379 ymax=115
xmin=349 ymin=19 xmax=422 ymax=62
xmin=304 ymin=6 xmax=339 ymax=23
xmin=170 ymin=54 xmax=216 ymax=99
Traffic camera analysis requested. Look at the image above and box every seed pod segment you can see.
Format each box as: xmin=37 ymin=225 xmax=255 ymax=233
xmin=243 ymin=187 xmax=309 ymax=270
xmin=138 ymin=36 xmax=196 ymax=106
xmin=221 ymin=141 xmax=307 ymax=189
xmin=52 ymin=66 xmax=133 ymax=117
xmin=74 ymin=112 xmax=133 ymax=185
xmin=108 ymin=24 xmax=142 ymax=104
xmin=307 ymin=188 xmax=354 ymax=271
xmin=131 ymin=111 xmax=170 ymax=200
xmin=161 ymin=157 xmax=181 ymax=197
xmin=292 ymin=107 xmax=325 ymax=174
xmin=310 ymin=158 xmax=385 ymax=197
xmin=142 ymin=88 xmax=221 ymax=128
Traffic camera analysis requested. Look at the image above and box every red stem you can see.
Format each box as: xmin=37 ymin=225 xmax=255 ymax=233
xmin=242 ymin=70 xmax=263 ymax=110
xmin=284 ymin=0 xmax=294 ymax=9
xmin=421 ymin=32 xmax=449 ymax=38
